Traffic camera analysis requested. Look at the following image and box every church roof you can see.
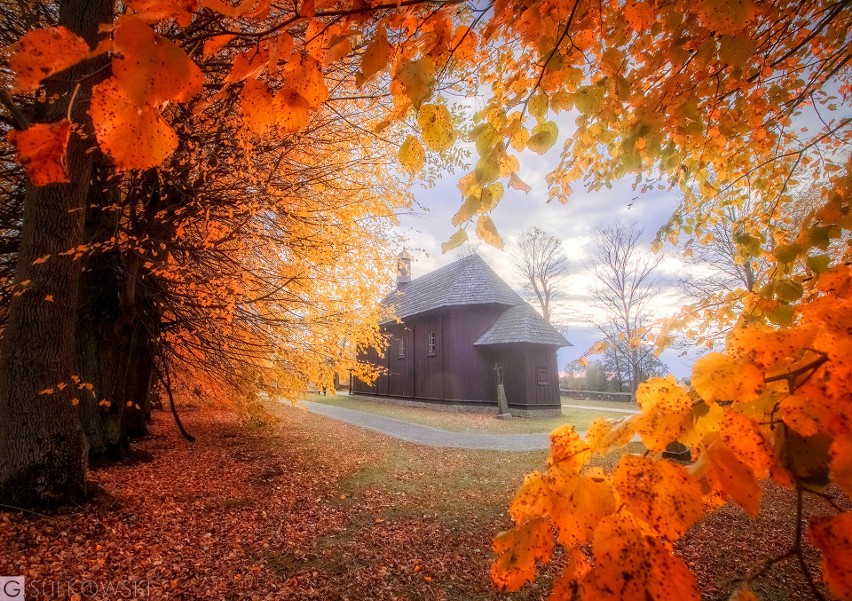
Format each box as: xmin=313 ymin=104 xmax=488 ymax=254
xmin=382 ymin=254 xmax=522 ymax=319
xmin=474 ymin=303 xmax=571 ymax=347
xmin=382 ymin=254 xmax=570 ymax=348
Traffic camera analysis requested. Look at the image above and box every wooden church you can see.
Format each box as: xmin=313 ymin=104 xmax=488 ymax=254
xmin=352 ymin=253 xmax=570 ymax=416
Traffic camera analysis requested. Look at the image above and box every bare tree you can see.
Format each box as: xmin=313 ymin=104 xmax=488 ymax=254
xmin=680 ymin=205 xmax=765 ymax=300
xmin=589 ymin=223 xmax=661 ymax=396
xmin=514 ymin=227 xmax=569 ymax=323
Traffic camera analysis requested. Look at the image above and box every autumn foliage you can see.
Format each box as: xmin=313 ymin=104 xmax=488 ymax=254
xmin=1 ymin=0 xmax=850 ymax=597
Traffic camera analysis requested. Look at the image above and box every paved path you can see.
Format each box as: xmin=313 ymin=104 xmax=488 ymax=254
xmin=297 ymin=401 xmax=553 ymax=451
xmin=562 ymin=403 xmax=639 ymax=414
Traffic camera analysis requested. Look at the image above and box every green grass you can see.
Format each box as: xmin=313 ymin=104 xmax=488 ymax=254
xmin=302 ymin=393 xmax=634 ymax=433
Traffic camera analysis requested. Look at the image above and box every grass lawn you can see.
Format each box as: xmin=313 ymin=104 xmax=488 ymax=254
xmin=303 ymin=392 xmax=633 ymax=433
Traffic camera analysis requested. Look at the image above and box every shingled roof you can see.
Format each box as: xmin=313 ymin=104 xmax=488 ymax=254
xmin=381 ymin=254 xmax=522 ymax=320
xmin=382 ymin=254 xmax=570 ymax=348
xmin=474 ymin=303 xmax=570 ymax=347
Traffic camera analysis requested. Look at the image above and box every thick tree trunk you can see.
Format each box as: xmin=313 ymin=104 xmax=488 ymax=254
xmin=0 ymin=0 xmax=113 ymax=507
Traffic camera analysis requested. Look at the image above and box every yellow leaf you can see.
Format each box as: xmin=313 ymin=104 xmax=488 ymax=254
xmin=440 ymin=229 xmax=468 ymax=253
xmin=391 ymin=57 xmax=435 ymax=109
xmin=528 ymin=91 xmax=548 ymax=120
xmin=418 ymin=104 xmax=455 ymax=152
xmin=508 ymin=173 xmax=531 ymax=193
xmin=9 ymin=26 xmax=91 ymax=93
xmin=475 ymin=214 xmax=504 ymax=249
xmin=573 ymin=86 xmax=604 ymax=115
xmin=7 ymin=120 xmax=71 ymax=186
xmin=692 ymin=352 xmax=764 ymax=403
xmin=612 ymin=455 xmax=704 ymax=540
xmin=526 ymin=121 xmax=558 ymax=154
xmin=451 ymin=195 xmax=481 ymax=226
xmin=398 ymin=136 xmax=425 ymax=174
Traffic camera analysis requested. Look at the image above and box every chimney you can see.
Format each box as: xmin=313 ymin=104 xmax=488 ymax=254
xmin=397 ymin=250 xmax=412 ymax=289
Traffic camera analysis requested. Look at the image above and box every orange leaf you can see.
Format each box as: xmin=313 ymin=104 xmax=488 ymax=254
xmin=7 ymin=120 xmax=71 ymax=186
xmin=585 ymin=416 xmax=635 ymax=455
xmin=549 ymin=425 xmax=590 ymax=471
xmin=692 ymin=352 xmax=764 ymax=403
xmin=282 ymin=54 xmax=328 ymax=109
xmin=634 ymin=375 xmax=693 ymax=452
xmin=356 ymin=25 xmax=392 ymax=88
xmin=491 ymin=518 xmax=554 ymax=592
xmin=9 ymin=26 xmax=91 ymax=93
xmin=830 ymin=437 xmax=852 ymax=497
xmin=240 ymin=78 xmax=276 ymax=136
xmin=203 ymin=34 xmax=234 ymax=57
xmin=580 ymin=514 xmax=700 ymax=601
xmin=720 ymin=411 xmax=772 ymax=478
xmin=612 ymin=455 xmax=704 ymax=540
xmin=274 ymin=89 xmax=311 ymax=135
xmin=126 ymin=0 xmax=199 ymax=27
xmin=509 ymin=471 xmax=550 ymax=525
xmin=548 ymin=466 xmax=616 ymax=546
xmin=90 ymin=77 xmax=178 ymax=170
xmin=112 ymin=15 xmax=203 ymax=106
xmin=704 ymin=435 xmax=762 ymax=517
xmin=809 ymin=512 xmax=852 ymax=601
xmin=223 ymin=46 xmax=269 ymax=87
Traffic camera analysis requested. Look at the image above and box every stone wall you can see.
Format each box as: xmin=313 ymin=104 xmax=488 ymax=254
xmin=560 ymin=389 xmax=634 ymax=403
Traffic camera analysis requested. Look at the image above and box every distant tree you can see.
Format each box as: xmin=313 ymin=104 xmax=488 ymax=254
xmin=514 ymin=227 xmax=569 ymax=323
xmin=600 ymin=341 xmax=668 ymax=392
xmin=560 ymin=360 xmax=613 ymax=391
xmin=589 ymin=223 xmax=661 ymax=396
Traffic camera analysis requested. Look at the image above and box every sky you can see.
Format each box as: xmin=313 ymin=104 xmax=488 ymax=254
xmin=392 ymin=127 xmax=698 ymax=378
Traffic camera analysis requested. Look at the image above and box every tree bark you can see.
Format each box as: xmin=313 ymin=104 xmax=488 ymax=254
xmin=0 ymin=0 xmax=113 ymax=507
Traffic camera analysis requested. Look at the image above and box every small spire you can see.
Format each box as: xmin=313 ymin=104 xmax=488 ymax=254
xmin=397 ymin=250 xmax=412 ymax=289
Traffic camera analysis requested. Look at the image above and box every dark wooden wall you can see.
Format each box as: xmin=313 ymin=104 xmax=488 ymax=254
xmin=352 ymin=306 xmax=561 ymax=410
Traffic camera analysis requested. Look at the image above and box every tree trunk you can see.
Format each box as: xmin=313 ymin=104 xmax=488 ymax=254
xmin=0 ymin=0 xmax=113 ymax=507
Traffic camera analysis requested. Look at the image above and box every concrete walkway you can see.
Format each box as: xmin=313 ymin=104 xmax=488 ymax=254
xmin=298 ymin=401 xmax=553 ymax=451
xmin=562 ymin=403 xmax=639 ymax=414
